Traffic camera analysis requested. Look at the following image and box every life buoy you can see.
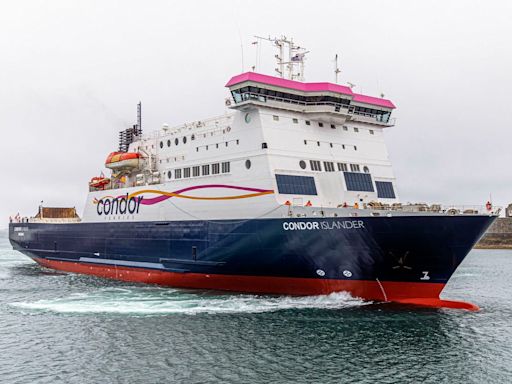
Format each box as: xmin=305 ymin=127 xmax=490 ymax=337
xmin=485 ymin=201 xmax=492 ymax=211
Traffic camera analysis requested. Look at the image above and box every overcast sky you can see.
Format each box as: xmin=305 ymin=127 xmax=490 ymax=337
xmin=1 ymin=0 xmax=511 ymax=227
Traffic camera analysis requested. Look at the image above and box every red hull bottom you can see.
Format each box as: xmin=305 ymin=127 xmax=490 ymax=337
xmin=33 ymin=257 xmax=478 ymax=311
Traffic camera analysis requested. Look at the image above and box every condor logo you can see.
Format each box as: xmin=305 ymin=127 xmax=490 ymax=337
xmin=96 ymin=194 xmax=143 ymax=216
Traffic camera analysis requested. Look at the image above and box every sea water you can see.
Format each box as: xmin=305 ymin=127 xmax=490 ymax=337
xmin=0 ymin=230 xmax=511 ymax=383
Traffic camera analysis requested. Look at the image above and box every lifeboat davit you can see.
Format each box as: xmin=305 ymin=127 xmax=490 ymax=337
xmin=105 ymin=152 xmax=141 ymax=170
xmin=89 ymin=176 xmax=110 ymax=189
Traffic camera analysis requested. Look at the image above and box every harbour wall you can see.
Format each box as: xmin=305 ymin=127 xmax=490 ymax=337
xmin=475 ymin=218 xmax=512 ymax=249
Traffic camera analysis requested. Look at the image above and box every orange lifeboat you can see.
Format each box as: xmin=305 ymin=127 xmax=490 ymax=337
xmin=89 ymin=176 xmax=110 ymax=189
xmin=105 ymin=152 xmax=141 ymax=170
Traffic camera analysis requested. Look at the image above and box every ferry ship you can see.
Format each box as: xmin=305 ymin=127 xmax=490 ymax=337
xmin=9 ymin=37 xmax=496 ymax=310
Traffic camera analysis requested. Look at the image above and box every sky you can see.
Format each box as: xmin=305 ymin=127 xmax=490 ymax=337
xmin=1 ymin=0 xmax=511 ymax=227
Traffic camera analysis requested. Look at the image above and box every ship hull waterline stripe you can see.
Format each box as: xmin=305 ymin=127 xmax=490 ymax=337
xmin=32 ymin=257 xmax=478 ymax=311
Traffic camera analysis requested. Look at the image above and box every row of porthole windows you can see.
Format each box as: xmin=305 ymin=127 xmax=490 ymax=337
xmin=299 ymin=160 xmax=369 ymax=174
xmin=272 ymin=115 xmax=374 ymax=135
xmin=160 ymin=135 xmax=193 ymax=149
xmin=166 ymin=159 xmax=252 ymax=180
xmin=159 ymin=127 xmax=233 ymax=150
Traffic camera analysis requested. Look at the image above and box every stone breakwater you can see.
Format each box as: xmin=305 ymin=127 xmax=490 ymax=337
xmin=475 ymin=218 xmax=512 ymax=249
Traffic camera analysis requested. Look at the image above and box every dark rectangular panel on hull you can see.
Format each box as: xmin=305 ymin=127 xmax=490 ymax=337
xmin=275 ymin=174 xmax=317 ymax=195
xmin=343 ymin=172 xmax=374 ymax=192
xmin=376 ymin=181 xmax=396 ymax=199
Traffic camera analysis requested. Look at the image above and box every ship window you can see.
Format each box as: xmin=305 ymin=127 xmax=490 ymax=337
xmin=212 ymin=163 xmax=220 ymax=174
xmin=354 ymin=146 xmax=358 ymax=151
xmin=330 ymin=143 xmax=333 ymax=148
xmin=275 ymin=174 xmax=317 ymax=195
xmin=262 ymin=142 xmax=268 ymax=149
xmin=324 ymin=162 xmax=335 ymax=172
xmin=245 ymin=159 xmax=251 ymax=169
xmin=160 ymin=141 xmax=163 ymax=149
xmin=167 ymin=170 xmax=172 ymax=179
xmin=293 ymin=118 xmax=299 ymax=124
xmin=344 ymin=172 xmax=374 ymax=192
xmin=175 ymin=138 xmax=179 ymax=145
xmin=273 ymin=115 xmax=279 ymax=121
xmin=376 ymin=181 xmax=396 ymax=199
xmin=222 ymin=162 xmax=230 ymax=173
xmin=183 ymin=137 xmax=187 ymax=144
xmin=305 ymin=120 xmax=311 ymax=126
xmin=369 ymin=130 xmax=374 ymax=135
xmin=175 ymin=169 xmax=182 ymax=179
xmin=236 ymin=139 xmax=239 ymax=145
xmin=304 ymin=140 xmax=307 ymax=145
xmin=350 ymin=164 xmax=360 ymax=172
xmin=202 ymin=164 xmax=210 ymax=176
xmin=337 ymin=163 xmax=348 ymax=172
xmin=191 ymin=134 xmax=195 ymax=140
xmin=183 ymin=168 xmax=191 ymax=178
xmin=318 ymin=122 xmax=324 ymax=127
xmin=193 ymin=166 xmax=200 ymax=177
xmin=317 ymin=141 xmax=320 ymax=146
xmin=310 ymin=160 xmax=322 ymax=171
xmin=354 ymin=127 xmax=359 ymax=133
xmin=299 ymin=160 xmax=306 ymax=169
xmin=167 ymin=139 xmax=171 ymax=147
xmin=363 ymin=166 xmax=370 ymax=173
xmin=343 ymin=126 xmax=348 ymax=131
xmin=330 ymin=124 xmax=336 ymax=129
xmin=216 ymin=143 xmax=219 ymax=149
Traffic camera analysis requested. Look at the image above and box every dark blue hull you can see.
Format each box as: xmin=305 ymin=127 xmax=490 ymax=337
xmin=9 ymin=216 xmax=493 ymax=289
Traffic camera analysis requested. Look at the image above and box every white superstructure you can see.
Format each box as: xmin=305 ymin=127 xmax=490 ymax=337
xmin=83 ymin=38 xmax=400 ymax=223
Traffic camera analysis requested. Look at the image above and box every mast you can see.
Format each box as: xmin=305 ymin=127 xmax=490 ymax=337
xmin=254 ymin=35 xmax=309 ymax=81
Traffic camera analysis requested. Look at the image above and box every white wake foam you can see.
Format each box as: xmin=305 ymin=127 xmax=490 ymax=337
xmin=11 ymin=287 xmax=368 ymax=315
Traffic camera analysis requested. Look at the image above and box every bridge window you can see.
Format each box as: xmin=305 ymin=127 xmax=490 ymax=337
xmin=318 ymin=122 xmax=324 ymax=127
xmin=202 ymin=165 xmax=210 ymax=176
xmin=273 ymin=115 xmax=279 ymax=121
xmin=305 ymin=120 xmax=311 ymax=126
xmin=344 ymin=172 xmax=374 ymax=192
xmin=175 ymin=169 xmax=182 ymax=179
xmin=276 ymin=174 xmax=317 ymax=195
xmin=222 ymin=162 xmax=230 ymax=173
xmin=193 ymin=166 xmax=200 ymax=177
xmin=376 ymin=181 xmax=396 ymax=198
xmin=293 ymin=118 xmax=299 ymax=124
xmin=350 ymin=164 xmax=360 ymax=172
xmin=212 ymin=163 xmax=220 ymax=174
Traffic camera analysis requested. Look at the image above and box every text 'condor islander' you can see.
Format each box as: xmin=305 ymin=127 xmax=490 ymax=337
xmin=9 ymin=36 xmax=497 ymax=310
